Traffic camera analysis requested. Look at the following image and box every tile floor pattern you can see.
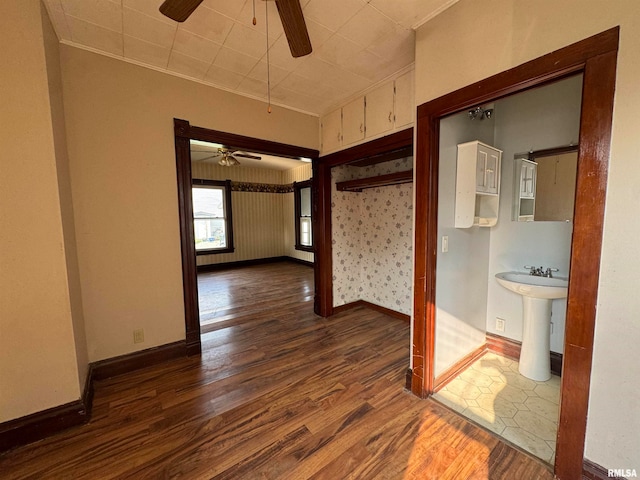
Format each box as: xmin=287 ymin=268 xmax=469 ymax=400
xmin=433 ymin=352 xmax=560 ymax=464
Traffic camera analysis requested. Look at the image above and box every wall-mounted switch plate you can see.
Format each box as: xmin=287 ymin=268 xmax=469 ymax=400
xmin=496 ymin=318 xmax=506 ymax=332
xmin=442 ymin=236 xmax=449 ymax=253
xmin=133 ymin=329 xmax=144 ymax=344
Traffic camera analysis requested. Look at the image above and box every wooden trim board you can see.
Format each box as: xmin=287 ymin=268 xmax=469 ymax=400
xmin=332 ymin=299 xmax=410 ymax=323
xmin=91 ymin=340 xmax=186 ymax=381
xmin=0 ymin=340 xmax=188 ymax=452
xmin=583 ymin=459 xmax=630 ymax=479
xmin=197 ymin=256 xmax=313 ymax=272
xmin=485 ymin=333 xmax=562 ymax=376
xmin=433 ymin=344 xmax=487 ymax=391
xmin=0 ymin=398 xmax=89 ymax=453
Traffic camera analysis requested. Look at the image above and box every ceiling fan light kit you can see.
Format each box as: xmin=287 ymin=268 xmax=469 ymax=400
xmin=192 ymin=147 xmax=263 ymax=167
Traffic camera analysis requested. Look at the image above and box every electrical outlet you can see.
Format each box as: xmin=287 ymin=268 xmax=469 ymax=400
xmin=496 ymin=318 xmax=506 ymax=332
xmin=133 ymin=329 xmax=144 ymax=344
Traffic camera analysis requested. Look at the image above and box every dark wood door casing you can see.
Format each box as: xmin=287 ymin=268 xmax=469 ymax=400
xmin=173 ymin=119 xmax=319 ymax=354
xmin=411 ymin=28 xmax=618 ymax=479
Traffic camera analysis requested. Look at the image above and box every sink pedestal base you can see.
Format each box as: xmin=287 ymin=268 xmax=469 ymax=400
xmin=519 ymin=296 xmax=552 ymax=381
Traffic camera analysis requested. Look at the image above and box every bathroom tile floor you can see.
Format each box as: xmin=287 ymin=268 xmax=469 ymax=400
xmin=433 ymin=351 xmax=560 ymax=464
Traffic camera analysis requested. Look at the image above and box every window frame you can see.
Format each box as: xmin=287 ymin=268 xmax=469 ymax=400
xmin=192 ymin=178 xmax=234 ymax=255
xmin=294 ymin=180 xmax=313 ymax=252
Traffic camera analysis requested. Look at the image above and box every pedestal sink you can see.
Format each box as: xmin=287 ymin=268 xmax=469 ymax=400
xmin=495 ymin=272 xmax=568 ymax=381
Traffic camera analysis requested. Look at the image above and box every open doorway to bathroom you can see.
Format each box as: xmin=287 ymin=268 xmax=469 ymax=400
xmin=431 ymin=75 xmax=582 ymax=464
xmin=410 ymin=28 xmax=618 ymax=478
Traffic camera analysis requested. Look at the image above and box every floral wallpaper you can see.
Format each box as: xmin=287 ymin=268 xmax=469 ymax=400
xmin=332 ymin=158 xmax=413 ymax=315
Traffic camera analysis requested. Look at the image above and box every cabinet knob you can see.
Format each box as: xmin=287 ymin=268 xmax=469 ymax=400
xmin=388 ymin=112 xmax=393 ymax=123
xmin=360 ymin=123 xmax=363 ymax=133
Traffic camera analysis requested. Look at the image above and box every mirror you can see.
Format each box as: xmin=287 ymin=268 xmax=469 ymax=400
xmin=512 ymin=146 xmax=578 ymax=222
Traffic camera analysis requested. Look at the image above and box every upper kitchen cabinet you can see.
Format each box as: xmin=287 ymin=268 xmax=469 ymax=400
xmin=321 ymin=107 xmax=342 ymax=153
xmin=365 ymin=82 xmax=395 ymax=138
xmin=394 ymin=70 xmax=414 ymax=128
xmin=342 ymin=97 xmax=365 ymax=146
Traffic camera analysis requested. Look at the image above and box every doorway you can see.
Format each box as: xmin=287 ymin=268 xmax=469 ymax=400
xmin=411 ymin=27 xmax=618 ymax=478
xmin=172 ymin=119 xmax=319 ymax=354
xmin=430 ymin=75 xmax=582 ymax=463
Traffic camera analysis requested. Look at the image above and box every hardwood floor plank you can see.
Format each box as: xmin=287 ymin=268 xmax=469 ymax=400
xmin=0 ymin=262 xmax=553 ymax=480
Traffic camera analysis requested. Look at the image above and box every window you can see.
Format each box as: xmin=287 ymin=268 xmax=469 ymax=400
xmin=192 ymin=179 xmax=234 ymax=255
xmin=294 ymin=180 xmax=313 ymax=252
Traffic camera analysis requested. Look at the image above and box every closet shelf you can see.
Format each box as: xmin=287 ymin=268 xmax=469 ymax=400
xmin=336 ymin=170 xmax=413 ymax=192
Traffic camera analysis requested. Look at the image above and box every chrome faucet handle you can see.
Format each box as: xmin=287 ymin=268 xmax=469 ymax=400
xmin=524 ymin=265 xmax=537 ymax=275
xmin=544 ymin=267 xmax=560 ymax=278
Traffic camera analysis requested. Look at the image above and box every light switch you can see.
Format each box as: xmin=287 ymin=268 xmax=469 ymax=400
xmin=442 ymin=236 xmax=449 ymax=253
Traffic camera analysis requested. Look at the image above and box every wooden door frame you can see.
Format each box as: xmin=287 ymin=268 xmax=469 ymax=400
xmin=172 ymin=118 xmax=319 ymax=355
xmin=410 ymin=28 xmax=618 ymax=478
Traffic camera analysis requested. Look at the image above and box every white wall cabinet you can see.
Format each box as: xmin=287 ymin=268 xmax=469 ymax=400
xmin=513 ymin=158 xmax=537 ymax=222
xmin=365 ymin=82 xmax=395 ymax=138
xmin=475 ymin=143 xmax=501 ymax=194
xmin=321 ymin=107 xmax=342 ymax=152
xmin=342 ymin=97 xmax=365 ymax=146
xmin=394 ymin=70 xmax=414 ymax=128
xmin=455 ymin=141 xmax=502 ymax=228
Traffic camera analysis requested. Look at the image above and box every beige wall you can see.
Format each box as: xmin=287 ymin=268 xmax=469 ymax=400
xmin=60 ymin=45 xmax=318 ymax=362
xmin=0 ymin=0 xmax=81 ymax=421
xmin=41 ymin=1 xmax=88 ymax=393
xmin=415 ymin=0 xmax=640 ymax=469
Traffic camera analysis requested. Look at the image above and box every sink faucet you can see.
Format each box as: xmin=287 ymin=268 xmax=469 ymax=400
xmin=524 ymin=265 xmax=559 ymax=277
xmin=524 ymin=265 xmax=544 ymax=276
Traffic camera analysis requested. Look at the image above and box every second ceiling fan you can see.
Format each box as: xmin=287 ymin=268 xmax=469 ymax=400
xmin=159 ymin=0 xmax=312 ymax=58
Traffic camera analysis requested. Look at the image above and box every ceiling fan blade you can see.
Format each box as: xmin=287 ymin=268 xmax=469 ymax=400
xmin=232 ymin=151 xmax=262 ymax=160
xmin=197 ymin=154 xmax=219 ymax=162
xmin=274 ymin=0 xmax=312 ymax=58
xmin=159 ymin=0 xmax=204 ymax=22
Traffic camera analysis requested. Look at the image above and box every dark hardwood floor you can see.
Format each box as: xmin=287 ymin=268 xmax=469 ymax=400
xmin=0 ymin=262 xmax=552 ymax=479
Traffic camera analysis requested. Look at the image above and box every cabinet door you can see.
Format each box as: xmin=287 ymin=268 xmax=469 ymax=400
xmin=394 ymin=71 xmax=414 ymax=128
xmin=520 ymin=161 xmax=537 ymax=198
xmin=321 ymin=108 xmax=342 ymax=153
xmin=342 ymin=97 xmax=365 ymax=146
xmin=476 ymin=144 xmax=500 ymax=194
xmin=365 ymin=82 xmax=394 ymax=138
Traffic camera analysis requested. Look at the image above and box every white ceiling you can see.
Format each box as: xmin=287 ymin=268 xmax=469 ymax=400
xmin=43 ymin=0 xmax=458 ymax=115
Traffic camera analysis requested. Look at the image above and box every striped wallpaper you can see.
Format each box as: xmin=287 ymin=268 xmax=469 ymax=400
xmin=191 ymin=161 xmax=313 ymax=266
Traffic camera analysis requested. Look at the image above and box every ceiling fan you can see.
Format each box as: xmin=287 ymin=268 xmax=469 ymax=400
xmin=159 ymin=0 xmax=312 ymax=58
xmin=194 ymin=148 xmax=263 ymax=166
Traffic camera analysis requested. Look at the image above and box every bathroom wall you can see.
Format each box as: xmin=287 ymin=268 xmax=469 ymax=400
xmin=487 ymin=74 xmax=583 ymax=353
xmin=332 ymin=158 xmax=413 ymax=315
xmin=434 ymin=110 xmax=496 ymax=376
